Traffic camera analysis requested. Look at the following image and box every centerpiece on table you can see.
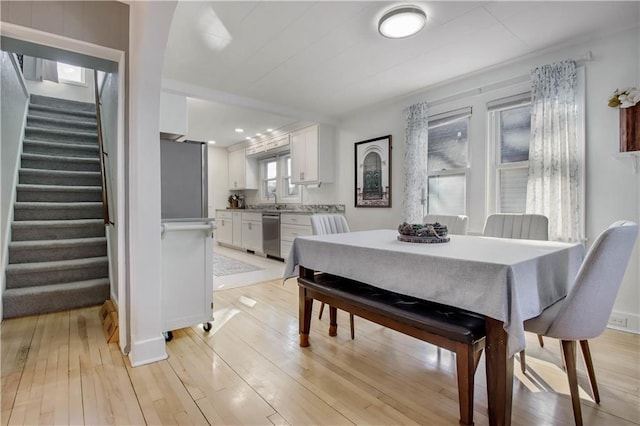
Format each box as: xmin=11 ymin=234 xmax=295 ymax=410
xmin=397 ymin=222 xmax=449 ymax=243
xmin=609 ymin=87 xmax=640 ymax=152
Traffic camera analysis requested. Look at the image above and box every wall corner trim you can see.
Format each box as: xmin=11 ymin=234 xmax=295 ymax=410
xmin=128 ymin=336 xmax=167 ymax=367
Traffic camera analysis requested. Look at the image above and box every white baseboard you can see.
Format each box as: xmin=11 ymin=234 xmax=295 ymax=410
xmin=128 ymin=336 xmax=167 ymax=367
xmin=607 ymin=310 xmax=640 ymax=334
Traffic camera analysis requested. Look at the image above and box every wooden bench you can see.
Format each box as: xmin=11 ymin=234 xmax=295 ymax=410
xmin=298 ymin=269 xmax=486 ymax=426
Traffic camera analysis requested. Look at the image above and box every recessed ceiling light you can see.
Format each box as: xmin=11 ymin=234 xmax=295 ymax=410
xmin=245 ymin=137 xmax=251 ymax=140
xmin=235 ymin=128 xmax=244 ymax=133
xmin=267 ymin=128 xmax=274 ymax=132
xmin=208 ymin=140 xmax=216 ymax=144
xmin=378 ymin=5 xmax=426 ymax=39
xmin=256 ymin=133 xmax=262 ymax=136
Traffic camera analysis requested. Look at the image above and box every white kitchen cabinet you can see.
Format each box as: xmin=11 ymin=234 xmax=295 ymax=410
xmin=232 ymin=211 xmax=242 ymax=246
xmin=241 ymin=212 xmax=263 ymax=253
xmin=215 ymin=210 xmax=233 ymax=245
xmin=290 ymin=124 xmax=334 ymax=185
xmin=228 ymin=148 xmax=258 ymax=190
xmin=280 ymin=213 xmax=312 ymax=261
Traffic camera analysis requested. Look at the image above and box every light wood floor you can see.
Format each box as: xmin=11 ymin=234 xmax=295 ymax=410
xmin=2 ymin=278 xmax=639 ymax=425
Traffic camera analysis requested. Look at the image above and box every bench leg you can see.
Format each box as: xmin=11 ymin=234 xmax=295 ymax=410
xmin=299 ymin=287 xmax=312 ymax=347
xmin=329 ymin=306 xmax=338 ymax=336
xmin=456 ymin=343 xmax=475 ymax=426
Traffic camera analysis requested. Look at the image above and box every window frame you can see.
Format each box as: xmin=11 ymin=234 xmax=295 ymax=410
xmin=426 ymin=108 xmax=472 ymax=216
xmin=259 ymin=152 xmax=300 ymax=203
xmin=487 ymin=96 xmax=532 ymax=214
xmin=56 ymin=62 xmax=87 ymax=86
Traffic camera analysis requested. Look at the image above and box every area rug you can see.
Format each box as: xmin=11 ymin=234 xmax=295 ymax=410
xmin=214 ymin=252 xmax=264 ymax=277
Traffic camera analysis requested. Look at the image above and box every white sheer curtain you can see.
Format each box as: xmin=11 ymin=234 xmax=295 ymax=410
xmin=404 ymin=102 xmax=428 ymax=223
xmin=526 ymin=60 xmax=582 ymax=242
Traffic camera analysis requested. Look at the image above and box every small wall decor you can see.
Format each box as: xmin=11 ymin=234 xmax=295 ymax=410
xmin=608 ymin=87 xmax=640 ymax=152
xmin=355 ymin=135 xmax=392 ymax=207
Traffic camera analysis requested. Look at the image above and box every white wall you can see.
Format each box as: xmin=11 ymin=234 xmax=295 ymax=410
xmin=25 ymin=68 xmax=95 ymax=103
xmin=0 ymin=51 xmax=30 ymax=321
xmin=334 ymin=27 xmax=640 ymax=332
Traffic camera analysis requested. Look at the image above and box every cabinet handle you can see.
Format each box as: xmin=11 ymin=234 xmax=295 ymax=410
xmin=248 ymin=222 xmax=252 ymax=230
xmin=300 ymin=172 xmax=304 ymax=181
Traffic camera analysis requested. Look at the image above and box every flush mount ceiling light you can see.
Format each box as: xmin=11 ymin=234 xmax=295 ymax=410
xmin=378 ymin=5 xmax=426 ymax=39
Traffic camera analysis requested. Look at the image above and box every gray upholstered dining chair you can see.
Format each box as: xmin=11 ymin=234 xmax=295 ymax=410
xmin=520 ymin=220 xmax=638 ymax=426
xmin=310 ymin=214 xmax=355 ymax=339
xmin=484 ymin=213 xmax=550 ymax=348
xmin=483 ymin=213 xmax=549 ymax=240
xmin=423 ymin=214 xmax=469 ymax=235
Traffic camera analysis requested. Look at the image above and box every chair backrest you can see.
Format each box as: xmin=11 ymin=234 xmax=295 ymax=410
xmin=423 ymin=214 xmax=469 ymax=235
xmin=483 ymin=214 xmax=549 ymax=240
xmin=311 ymin=214 xmax=350 ymax=235
xmin=546 ymin=221 xmax=638 ymax=340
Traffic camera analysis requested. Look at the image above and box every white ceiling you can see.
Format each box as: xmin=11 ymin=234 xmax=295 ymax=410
xmin=163 ymin=1 xmax=640 ymax=147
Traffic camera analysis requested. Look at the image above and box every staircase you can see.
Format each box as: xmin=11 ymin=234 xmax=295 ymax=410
xmin=3 ymin=94 xmax=110 ymax=318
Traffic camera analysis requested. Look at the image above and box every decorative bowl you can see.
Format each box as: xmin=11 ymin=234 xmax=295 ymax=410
xmin=397 ymin=222 xmax=450 ymax=243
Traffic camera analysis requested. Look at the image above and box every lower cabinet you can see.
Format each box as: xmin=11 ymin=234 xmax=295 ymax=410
xmin=241 ymin=212 xmax=263 ymax=253
xmin=280 ymin=213 xmax=312 ymax=261
xmin=215 ymin=211 xmax=233 ymax=245
xmin=232 ymin=212 xmax=242 ymax=246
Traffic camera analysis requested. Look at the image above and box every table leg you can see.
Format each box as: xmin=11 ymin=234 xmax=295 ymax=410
xmin=485 ymin=317 xmax=513 ymax=426
xmin=299 ymin=267 xmax=315 ymax=347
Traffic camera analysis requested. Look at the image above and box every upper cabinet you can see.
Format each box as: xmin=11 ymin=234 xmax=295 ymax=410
xmin=290 ymin=124 xmax=334 ymax=185
xmin=228 ymin=148 xmax=258 ymax=190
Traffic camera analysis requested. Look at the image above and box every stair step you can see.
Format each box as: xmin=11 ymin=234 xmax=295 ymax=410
xmin=14 ymin=202 xmax=104 ymax=221
xmin=24 ymin=126 xmax=97 ymax=145
xmin=22 ymin=152 xmax=100 ymax=172
xmin=5 ymin=257 xmax=109 ymax=289
xmin=9 ymin=237 xmax=107 ymax=263
xmin=30 ymin=94 xmax=96 ymax=113
xmin=17 ymin=184 xmax=102 ymax=202
xmin=27 ymin=115 xmax=97 ymax=132
xmin=11 ymin=219 xmax=105 ymax=241
xmin=19 ymin=168 xmax=101 ymax=186
xmin=2 ymin=279 xmax=110 ymax=318
xmin=23 ymin=139 xmax=99 ymax=158
xmin=29 ymin=104 xmax=96 ymax=122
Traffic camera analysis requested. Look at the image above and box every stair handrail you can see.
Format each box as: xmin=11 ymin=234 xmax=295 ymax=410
xmin=93 ymin=70 xmax=110 ymax=226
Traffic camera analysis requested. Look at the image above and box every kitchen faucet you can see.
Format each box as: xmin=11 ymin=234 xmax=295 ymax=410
xmin=269 ymin=191 xmax=278 ymax=207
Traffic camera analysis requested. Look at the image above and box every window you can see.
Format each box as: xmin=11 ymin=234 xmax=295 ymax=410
xmin=260 ymin=153 xmax=299 ymax=202
xmin=56 ymin=62 xmax=85 ymax=85
xmin=488 ymin=94 xmax=531 ymax=213
xmin=427 ymin=108 xmax=470 ymax=215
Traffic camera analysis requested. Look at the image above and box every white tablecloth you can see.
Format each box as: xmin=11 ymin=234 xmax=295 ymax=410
xmin=284 ymin=229 xmax=585 ymax=356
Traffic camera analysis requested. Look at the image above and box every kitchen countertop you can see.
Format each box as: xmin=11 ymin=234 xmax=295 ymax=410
xmin=216 ymin=204 xmax=345 ymax=214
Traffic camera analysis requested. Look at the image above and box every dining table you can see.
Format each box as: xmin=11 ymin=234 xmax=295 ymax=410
xmin=284 ymin=229 xmax=585 ymax=426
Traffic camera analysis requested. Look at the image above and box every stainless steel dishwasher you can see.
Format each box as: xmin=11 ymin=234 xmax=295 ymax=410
xmin=262 ymin=212 xmax=281 ymax=258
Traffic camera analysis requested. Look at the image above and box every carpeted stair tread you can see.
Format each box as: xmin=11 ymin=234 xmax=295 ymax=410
xmin=11 ymin=219 xmax=105 ymax=241
xmin=23 ymin=139 xmax=99 ymax=157
xmin=9 ymin=237 xmax=107 ymax=264
xmin=21 ymin=152 xmax=100 ymax=172
xmin=17 ymin=184 xmax=102 ymax=202
xmin=5 ymin=256 xmax=109 ymax=289
xmin=25 ymin=126 xmax=97 ymax=145
xmin=14 ymin=202 xmax=103 ymax=221
xmin=19 ymin=168 xmax=101 ymax=186
xmin=2 ymin=279 xmax=110 ymax=318
xmin=30 ymin=94 xmax=96 ymax=113
xmin=17 ymin=184 xmax=101 ymax=192
xmin=27 ymin=115 xmax=97 ymax=131
xmin=29 ymin=103 xmax=97 ymax=121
